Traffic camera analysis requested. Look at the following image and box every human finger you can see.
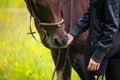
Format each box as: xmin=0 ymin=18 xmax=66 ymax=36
xmin=87 ymin=62 xmax=93 ymax=71
xmin=67 ymin=34 xmax=74 ymax=45
xmin=96 ymin=63 xmax=100 ymax=70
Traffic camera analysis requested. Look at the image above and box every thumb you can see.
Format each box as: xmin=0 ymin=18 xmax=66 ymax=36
xmin=67 ymin=34 xmax=74 ymax=45
xmin=62 ymin=34 xmax=74 ymax=48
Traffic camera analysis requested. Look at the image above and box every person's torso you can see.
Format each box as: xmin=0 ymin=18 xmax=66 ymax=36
xmin=88 ymin=0 xmax=120 ymax=48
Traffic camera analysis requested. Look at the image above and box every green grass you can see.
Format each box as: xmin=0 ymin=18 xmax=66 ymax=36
xmin=0 ymin=1 xmax=80 ymax=80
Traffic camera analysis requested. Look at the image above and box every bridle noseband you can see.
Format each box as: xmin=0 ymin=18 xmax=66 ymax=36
xmin=37 ymin=18 xmax=64 ymax=27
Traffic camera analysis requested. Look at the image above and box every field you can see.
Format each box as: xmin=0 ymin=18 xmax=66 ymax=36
xmin=0 ymin=0 xmax=80 ymax=80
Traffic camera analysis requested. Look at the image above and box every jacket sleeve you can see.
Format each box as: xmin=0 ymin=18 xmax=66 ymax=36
xmin=91 ymin=0 xmax=119 ymax=63
xmin=69 ymin=7 xmax=91 ymax=39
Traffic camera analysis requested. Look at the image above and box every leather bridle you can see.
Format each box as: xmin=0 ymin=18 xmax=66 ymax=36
xmin=28 ymin=0 xmax=64 ymax=27
xmin=27 ymin=0 xmax=65 ymax=44
xmin=37 ymin=18 xmax=64 ymax=27
xmin=26 ymin=0 xmax=72 ymax=80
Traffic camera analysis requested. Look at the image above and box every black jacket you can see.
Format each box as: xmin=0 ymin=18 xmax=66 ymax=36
xmin=69 ymin=0 xmax=120 ymax=63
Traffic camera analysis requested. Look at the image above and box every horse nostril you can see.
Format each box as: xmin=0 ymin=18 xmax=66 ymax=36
xmin=54 ymin=38 xmax=61 ymax=46
xmin=53 ymin=36 xmax=68 ymax=47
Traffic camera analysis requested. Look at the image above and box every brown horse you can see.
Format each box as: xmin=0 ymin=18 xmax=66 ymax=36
xmin=24 ymin=0 xmax=89 ymax=80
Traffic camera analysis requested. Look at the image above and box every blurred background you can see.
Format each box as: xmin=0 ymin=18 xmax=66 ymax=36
xmin=0 ymin=0 xmax=79 ymax=80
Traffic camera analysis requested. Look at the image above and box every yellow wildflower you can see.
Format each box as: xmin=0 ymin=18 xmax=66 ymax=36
xmin=26 ymin=70 xmax=31 ymax=75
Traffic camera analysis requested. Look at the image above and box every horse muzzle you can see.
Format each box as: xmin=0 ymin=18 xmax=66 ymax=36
xmin=52 ymin=34 xmax=68 ymax=48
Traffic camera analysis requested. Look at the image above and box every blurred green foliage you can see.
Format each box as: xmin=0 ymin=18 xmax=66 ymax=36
xmin=0 ymin=0 xmax=80 ymax=80
xmin=0 ymin=0 xmax=25 ymax=8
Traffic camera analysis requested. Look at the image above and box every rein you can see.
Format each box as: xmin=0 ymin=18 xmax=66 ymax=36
xmin=52 ymin=0 xmax=73 ymax=80
xmin=26 ymin=0 xmax=73 ymax=80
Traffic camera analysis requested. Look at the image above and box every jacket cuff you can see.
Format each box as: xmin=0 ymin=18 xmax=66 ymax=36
xmin=91 ymin=49 xmax=107 ymax=63
xmin=69 ymin=26 xmax=83 ymax=39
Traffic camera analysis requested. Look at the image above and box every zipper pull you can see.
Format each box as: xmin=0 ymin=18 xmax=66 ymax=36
xmin=91 ymin=41 xmax=94 ymax=47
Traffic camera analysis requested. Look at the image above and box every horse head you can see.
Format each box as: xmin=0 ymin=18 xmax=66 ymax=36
xmin=25 ymin=0 xmax=68 ymax=48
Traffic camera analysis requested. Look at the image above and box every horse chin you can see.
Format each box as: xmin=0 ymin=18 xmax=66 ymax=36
xmin=45 ymin=39 xmax=60 ymax=49
xmin=52 ymin=43 xmax=67 ymax=49
xmin=49 ymin=43 xmax=59 ymax=49
xmin=51 ymin=37 xmax=68 ymax=48
xmin=47 ymin=41 xmax=66 ymax=49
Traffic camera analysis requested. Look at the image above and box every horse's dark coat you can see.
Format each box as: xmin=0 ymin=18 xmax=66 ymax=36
xmin=25 ymin=0 xmax=89 ymax=80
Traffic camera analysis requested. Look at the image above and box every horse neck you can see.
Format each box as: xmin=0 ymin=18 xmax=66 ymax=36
xmin=61 ymin=0 xmax=89 ymax=32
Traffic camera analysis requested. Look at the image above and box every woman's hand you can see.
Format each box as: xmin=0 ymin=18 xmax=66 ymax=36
xmin=67 ymin=34 xmax=74 ymax=45
xmin=63 ymin=34 xmax=74 ymax=48
xmin=87 ymin=58 xmax=100 ymax=71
